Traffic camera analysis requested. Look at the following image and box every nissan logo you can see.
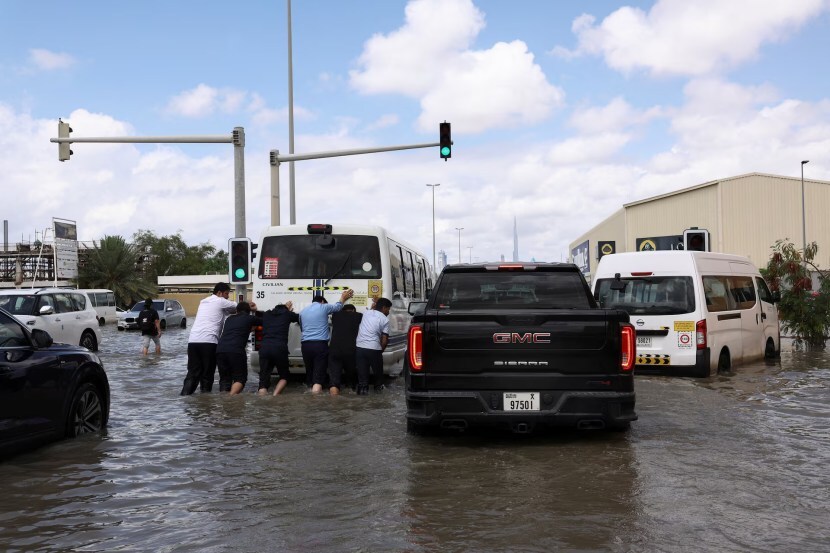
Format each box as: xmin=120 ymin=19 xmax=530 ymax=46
xmin=636 ymin=319 xmax=645 ymax=327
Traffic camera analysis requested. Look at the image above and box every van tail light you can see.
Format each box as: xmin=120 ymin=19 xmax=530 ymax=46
xmin=407 ymin=324 xmax=423 ymax=371
xmin=696 ymin=319 xmax=707 ymax=350
xmin=620 ymin=324 xmax=635 ymax=372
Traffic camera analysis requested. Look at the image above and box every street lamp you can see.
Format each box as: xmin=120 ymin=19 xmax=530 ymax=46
xmin=467 ymin=246 xmax=473 ymax=263
xmin=455 ymin=227 xmax=464 ymax=263
xmin=426 ymin=184 xmax=440 ymax=270
xmin=801 ymin=160 xmax=809 ymax=269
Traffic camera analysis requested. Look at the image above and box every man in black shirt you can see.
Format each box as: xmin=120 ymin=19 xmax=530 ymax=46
xmin=216 ymin=301 xmax=260 ymax=395
xmin=139 ymin=299 xmax=161 ymax=355
xmin=257 ymin=301 xmax=300 ymax=396
xmin=328 ymin=304 xmax=362 ymax=395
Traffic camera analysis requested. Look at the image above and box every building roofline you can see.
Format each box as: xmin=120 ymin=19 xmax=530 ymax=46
xmin=623 ymin=172 xmax=830 ymax=208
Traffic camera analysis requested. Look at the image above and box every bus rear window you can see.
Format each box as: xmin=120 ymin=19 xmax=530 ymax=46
xmin=258 ymin=235 xmax=382 ymax=279
xmin=595 ymin=276 xmax=695 ymax=315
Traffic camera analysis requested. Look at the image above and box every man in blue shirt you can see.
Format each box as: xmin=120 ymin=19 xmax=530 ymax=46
xmin=299 ymin=288 xmax=353 ymax=393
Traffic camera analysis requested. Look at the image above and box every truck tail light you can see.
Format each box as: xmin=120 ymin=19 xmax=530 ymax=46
xmin=621 ymin=324 xmax=635 ymax=372
xmin=696 ymin=319 xmax=707 ymax=349
xmin=408 ymin=324 xmax=423 ymax=371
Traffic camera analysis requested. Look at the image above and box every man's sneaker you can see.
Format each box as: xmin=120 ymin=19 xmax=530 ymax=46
xmin=374 ymin=384 xmax=385 ymax=393
xmin=356 ymin=385 xmax=369 ymax=396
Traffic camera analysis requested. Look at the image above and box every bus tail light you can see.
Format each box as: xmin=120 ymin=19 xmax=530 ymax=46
xmin=621 ymin=324 xmax=635 ymax=372
xmin=408 ymin=324 xmax=423 ymax=371
xmin=252 ymin=325 xmax=263 ymax=351
xmin=696 ymin=319 xmax=707 ymax=349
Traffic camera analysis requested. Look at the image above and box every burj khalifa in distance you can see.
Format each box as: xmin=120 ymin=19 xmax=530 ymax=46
xmin=513 ymin=216 xmax=519 ymax=262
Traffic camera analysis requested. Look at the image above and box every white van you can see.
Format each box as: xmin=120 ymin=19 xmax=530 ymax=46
xmin=77 ymin=289 xmax=117 ymax=326
xmin=592 ymin=251 xmax=780 ymax=377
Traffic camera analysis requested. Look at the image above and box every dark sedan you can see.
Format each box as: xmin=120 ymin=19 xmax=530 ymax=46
xmin=0 ymin=308 xmax=110 ymax=459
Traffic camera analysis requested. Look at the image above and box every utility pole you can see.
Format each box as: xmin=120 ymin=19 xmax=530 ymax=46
xmin=455 ymin=227 xmax=464 ymax=264
xmin=426 ymin=183 xmax=440 ymax=270
xmin=50 ymin=124 xmax=249 ymax=300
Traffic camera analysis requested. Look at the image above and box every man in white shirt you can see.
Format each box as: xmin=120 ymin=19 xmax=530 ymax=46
xmin=354 ymin=297 xmax=392 ymax=395
xmin=180 ymin=282 xmax=239 ymax=395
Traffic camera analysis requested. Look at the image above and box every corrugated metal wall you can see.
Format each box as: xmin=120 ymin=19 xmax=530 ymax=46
xmin=569 ymin=173 xmax=830 ymax=278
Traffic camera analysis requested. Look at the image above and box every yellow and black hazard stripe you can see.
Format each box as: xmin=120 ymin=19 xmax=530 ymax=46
xmin=287 ymin=285 xmax=351 ymax=291
xmin=636 ymin=354 xmax=671 ymax=365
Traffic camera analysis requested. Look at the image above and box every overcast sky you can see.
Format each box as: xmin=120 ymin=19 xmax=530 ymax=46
xmin=2 ymin=0 xmax=829 ymax=264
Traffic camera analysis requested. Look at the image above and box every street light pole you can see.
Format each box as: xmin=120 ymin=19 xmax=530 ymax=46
xmin=426 ymin=184 xmax=440 ymax=270
xmin=455 ymin=227 xmax=464 ymax=264
xmin=467 ymin=246 xmax=473 ymax=263
xmin=801 ymin=160 xmax=809 ymax=269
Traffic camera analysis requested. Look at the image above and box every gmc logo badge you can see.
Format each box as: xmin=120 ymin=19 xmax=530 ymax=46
xmin=492 ymin=332 xmax=551 ymax=344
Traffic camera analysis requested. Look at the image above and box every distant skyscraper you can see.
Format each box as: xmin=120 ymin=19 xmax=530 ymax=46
xmin=500 ymin=254 xmax=505 ymax=262
xmin=513 ymin=217 xmax=519 ymax=262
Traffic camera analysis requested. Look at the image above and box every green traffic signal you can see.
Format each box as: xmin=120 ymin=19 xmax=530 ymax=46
xmin=234 ymin=268 xmax=247 ymax=279
xmin=440 ymin=146 xmax=451 ymax=157
xmin=439 ymin=122 xmax=451 ymax=160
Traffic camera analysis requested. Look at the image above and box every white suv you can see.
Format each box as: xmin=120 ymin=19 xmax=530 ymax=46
xmin=0 ymin=288 xmax=102 ymax=351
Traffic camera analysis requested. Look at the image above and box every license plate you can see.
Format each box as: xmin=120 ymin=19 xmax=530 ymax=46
xmin=637 ymin=336 xmax=652 ymax=347
xmin=503 ymin=392 xmax=540 ymax=411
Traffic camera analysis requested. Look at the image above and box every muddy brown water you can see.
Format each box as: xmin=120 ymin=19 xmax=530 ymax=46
xmin=1 ymin=326 xmax=828 ymax=552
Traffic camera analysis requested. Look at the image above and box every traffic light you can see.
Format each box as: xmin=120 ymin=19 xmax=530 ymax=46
xmin=228 ymin=237 xmax=252 ymax=284
xmin=683 ymin=228 xmax=710 ymax=252
xmin=58 ymin=119 xmax=73 ymax=162
xmin=439 ymin=122 xmax=451 ymax=160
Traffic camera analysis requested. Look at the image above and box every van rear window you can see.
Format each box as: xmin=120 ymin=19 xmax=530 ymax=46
xmin=595 ymin=276 xmax=695 ymax=315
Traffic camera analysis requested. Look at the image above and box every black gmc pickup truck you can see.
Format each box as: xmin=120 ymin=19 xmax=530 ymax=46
xmin=404 ymin=262 xmax=637 ymax=434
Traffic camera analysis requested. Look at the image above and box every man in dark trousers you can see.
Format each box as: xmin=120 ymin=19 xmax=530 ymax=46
xmin=139 ymin=298 xmax=161 ymax=355
xmin=181 ymin=282 xmax=238 ymax=395
xmin=298 ymin=288 xmax=354 ymax=394
xmin=257 ymin=301 xmax=299 ymax=396
xmin=216 ymin=301 xmax=261 ymax=395
xmin=355 ymin=297 xmax=392 ymax=395
xmin=328 ymin=303 xmax=362 ymax=395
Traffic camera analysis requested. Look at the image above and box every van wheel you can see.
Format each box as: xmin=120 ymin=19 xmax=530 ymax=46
xmin=180 ymin=318 xmax=187 ymax=329
xmin=764 ymin=339 xmax=777 ymax=359
xmin=717 ymin=350 xmax=731 ymax=373
xmin=80 ymin=330 xmax=98 ymax=352
xmin=160 ymin=319 xmax=167 ymax=330
xmin=98 ymin=317 xmax=105 ymax=327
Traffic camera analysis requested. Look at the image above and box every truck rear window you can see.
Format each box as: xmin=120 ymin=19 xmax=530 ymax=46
xmin=434 ymin=272 xmax=593 ymax=310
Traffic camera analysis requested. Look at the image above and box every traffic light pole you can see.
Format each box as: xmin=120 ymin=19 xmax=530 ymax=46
xmin=50 ymin=124 xmax=249 ymax=300
xmin=269 ymin=141 xmax=441 ymax=226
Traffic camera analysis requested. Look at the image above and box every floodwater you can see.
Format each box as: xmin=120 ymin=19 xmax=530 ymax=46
xmin=1 ymin=326 xmax=828 ymax=552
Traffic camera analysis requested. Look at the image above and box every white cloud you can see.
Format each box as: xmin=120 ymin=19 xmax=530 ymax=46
xmin=165 ymin=84 xmax=259 ymax=118
xmin=366 ymin=114 xmax=400 ymax=131
xmin=29 ymin=48 xmax=76 ymax=71
xmin=349 ymin=0 xmax=485 ymax=97
xmin=569 ymin=97 xmax=663 ymax=135
xmin=350 ymin=0 xmax=564 ymax=133
xmin=553 ymin=0 xmax=829 ymax=76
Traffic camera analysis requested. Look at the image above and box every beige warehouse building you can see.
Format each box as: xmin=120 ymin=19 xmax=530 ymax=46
xmin=569 ymin=172 xmax=830 ymax=284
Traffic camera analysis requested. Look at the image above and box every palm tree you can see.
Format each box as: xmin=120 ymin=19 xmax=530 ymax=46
xmin=77 ymin=235 xmax=157 ymax=307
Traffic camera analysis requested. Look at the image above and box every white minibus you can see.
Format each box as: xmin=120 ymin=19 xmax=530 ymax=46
xmin=592 ymin=251 xmax=780 ymax=377
xmin=77 ymin=289 xmax=117 ymax=326
xmin=251 ymin=223 xmax=434 ymax=377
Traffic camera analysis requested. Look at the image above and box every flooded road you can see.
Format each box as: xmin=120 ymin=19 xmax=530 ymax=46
xmin=1 ymin=325 xmax=828 ymax=552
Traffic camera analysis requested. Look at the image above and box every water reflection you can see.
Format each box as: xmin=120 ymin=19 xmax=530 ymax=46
xmin=1 ymin=329 xmax=828 ymax=552
xmin=402 ymin=432 xmax=640 ymax=553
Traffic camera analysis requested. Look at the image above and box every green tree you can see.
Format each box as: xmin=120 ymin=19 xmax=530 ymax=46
xmin=762 ymin=239 xmax=830 ymax=349
xmin=76 ymin=235 xmax=157 ymax=308
xmin=133 ymin=230 xmax=228 ymax=277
